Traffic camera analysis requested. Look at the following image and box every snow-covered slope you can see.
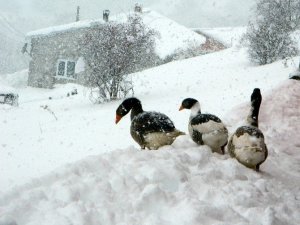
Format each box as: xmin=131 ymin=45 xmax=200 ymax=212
xmin=195 ymin=26 xmax=247 ymax=47
xmin=1 ymin=79 xmax=299 ymax=225
xmin=0 ymin=40 xmax=300 ymax=224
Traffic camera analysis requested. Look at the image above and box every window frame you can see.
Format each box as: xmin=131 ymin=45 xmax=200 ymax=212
xmin=55 ymin=59 xmax=77 ymax=80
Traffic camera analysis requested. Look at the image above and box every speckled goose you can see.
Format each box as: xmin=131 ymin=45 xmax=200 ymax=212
xmin=115 ymin=97 xmax=185 ymax=150
xmin=228 ymin=88 xmax=268 ymax=171
xmin=179 ymin=98 xmax=228 ymax=154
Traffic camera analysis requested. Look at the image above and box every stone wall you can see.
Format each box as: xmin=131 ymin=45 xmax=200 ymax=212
xmin=27 ymin=26 xmax=98 ymax=88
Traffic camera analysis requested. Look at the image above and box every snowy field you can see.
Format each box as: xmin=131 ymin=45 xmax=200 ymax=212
xmin=0 ymin=28 xmax=300 ymax=224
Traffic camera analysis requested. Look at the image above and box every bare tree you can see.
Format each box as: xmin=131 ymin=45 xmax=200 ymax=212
xmin=81 ymin=15 xmax=157 ymax=103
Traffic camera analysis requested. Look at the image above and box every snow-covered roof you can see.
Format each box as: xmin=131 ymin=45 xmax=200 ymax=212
xmin=26 ymin=9 xmax=206 ymax=58
xmin=142 ymin=10 xmax=206 ymax=58
xmin=26 ymin=19 xmax=104 ymax=38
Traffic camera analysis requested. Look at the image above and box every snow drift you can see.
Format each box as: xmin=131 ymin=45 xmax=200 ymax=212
xmin=0 ymin=80 xmax=299 ymax=225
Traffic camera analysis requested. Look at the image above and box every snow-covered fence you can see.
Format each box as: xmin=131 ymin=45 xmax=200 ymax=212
xmin=0 ymin=93 xmax=19 ymax=106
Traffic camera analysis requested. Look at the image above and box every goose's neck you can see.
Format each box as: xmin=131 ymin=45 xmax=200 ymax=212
xmin=130 ymin=105 xmax=144 ymax=121
xmin=247 ymin=100 xmax=261 ymax=127
xmin=190 ymin=102 xmax=201 ymax=120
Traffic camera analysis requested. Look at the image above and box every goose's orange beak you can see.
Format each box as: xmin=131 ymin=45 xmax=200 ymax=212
xmin=115 ymin=114 xmax=122 ymax=124
xmin=179 ymin=105 xmax=184 ymax=111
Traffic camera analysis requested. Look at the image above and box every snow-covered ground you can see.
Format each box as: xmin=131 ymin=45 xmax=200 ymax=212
xmin=1 ymin=28 xmax=300 ymax=224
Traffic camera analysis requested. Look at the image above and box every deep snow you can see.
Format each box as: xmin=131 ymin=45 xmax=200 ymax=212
xmin=0 ymin=29 xmax=300 ymax=224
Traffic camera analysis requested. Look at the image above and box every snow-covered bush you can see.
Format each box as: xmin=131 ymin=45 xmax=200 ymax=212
xmin=244 ymin=0 xmax=299 ymax=65
xmin=256 ymin=0 xmax=300 ymax=31
xmin=81 ymin=15 xmax=157 ymax=103
xmin=244 ymin=20 xmax=298 ymax=65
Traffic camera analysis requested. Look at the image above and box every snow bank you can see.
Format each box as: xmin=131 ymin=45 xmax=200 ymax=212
xmin=0 ymin=83 xmax=16 ymax=95
xmin=0 ymin=59 xmax=299 ymax=225
xmin=0 ymin=69 xmax=28 ymax=89
xmin=1 ymin=78 xmax=300 ymax=225
xmin=0 ymin=45 xmax=296 ymax=192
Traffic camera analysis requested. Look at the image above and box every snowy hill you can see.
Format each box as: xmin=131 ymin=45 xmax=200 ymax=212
xmin=195 ymin=26 xmax=247 ymax=47
xmin=1 ymin=36 xmax=300 ymax=224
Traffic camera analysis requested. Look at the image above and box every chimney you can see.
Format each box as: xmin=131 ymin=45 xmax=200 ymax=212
xmin=76 ymin=6 xmax=80 ymax=22
xmin=134 ymin=3 xmax=142 ymax=13
xmin=103 ymin=10 xmax=110 ymax=22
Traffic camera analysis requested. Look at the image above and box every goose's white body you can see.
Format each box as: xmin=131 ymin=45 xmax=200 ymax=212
xmin=229 ymin=131 xmax=267 ymax=168
xmin=143 ymin=130 xmax=185 ymax=150
xmin=228 ymin=88 xmax=268 ymax=171
xmin=188 ymin=121 xmax=228 ymax=153
xmin=188 ymin=102 xmax=228 ymax=154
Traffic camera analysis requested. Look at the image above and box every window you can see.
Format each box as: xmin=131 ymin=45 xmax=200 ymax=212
xmin=57 ymin=61 xmax=65 ymax=76
xmin=56 ymin=59 xmax=77 ymax=79
xmin=67 ymin=61 xmax=75 ymax=76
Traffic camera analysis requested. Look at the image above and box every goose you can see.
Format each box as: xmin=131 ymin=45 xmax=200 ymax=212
xmin=228 ymin=88 xmax=268 ymax=171
xmin=179 ymin=98 xmax=228 ymax=154
xmin=116 ymin=97 xmax=185 ymax=150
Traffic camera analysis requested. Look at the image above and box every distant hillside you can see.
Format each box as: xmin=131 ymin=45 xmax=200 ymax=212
xmin=0 ymin=12 xmax=29 ymax=74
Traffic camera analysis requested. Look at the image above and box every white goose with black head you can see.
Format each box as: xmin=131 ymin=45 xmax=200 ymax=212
xmin=116 ymin=97 xmax=185 ymax=150
xmin=228 ymin=88 xmax=268 ymax=171
xmin=179 ymin=98 xmax=228 ymax=154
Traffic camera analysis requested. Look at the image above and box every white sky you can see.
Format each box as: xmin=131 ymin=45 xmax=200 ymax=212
xmin=0 ymin=0 xmax=256 ymax=32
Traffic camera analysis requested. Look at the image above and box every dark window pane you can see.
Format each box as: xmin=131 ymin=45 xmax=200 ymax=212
xmin=58 ymin=61 xmax=65 ymax=76
xmin=67 ymin=61 xmax=75 ymax=77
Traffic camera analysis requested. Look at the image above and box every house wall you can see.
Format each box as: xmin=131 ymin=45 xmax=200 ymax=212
xmin=27 ymin=27 xmax=98 ymax=88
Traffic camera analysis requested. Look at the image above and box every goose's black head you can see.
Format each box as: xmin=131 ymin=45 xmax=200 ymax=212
xmin=115 ymin=97 xmax=143 ymax=124
xmin=249 ymin=88 xmax=262 ymax=127
xmin=179 ymin=98 xmax=199 ymax=110
xmin=251 ymin=88 xmax=262 ymax=105
xmin=251 ymin=88 xmax=262 ymax=115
